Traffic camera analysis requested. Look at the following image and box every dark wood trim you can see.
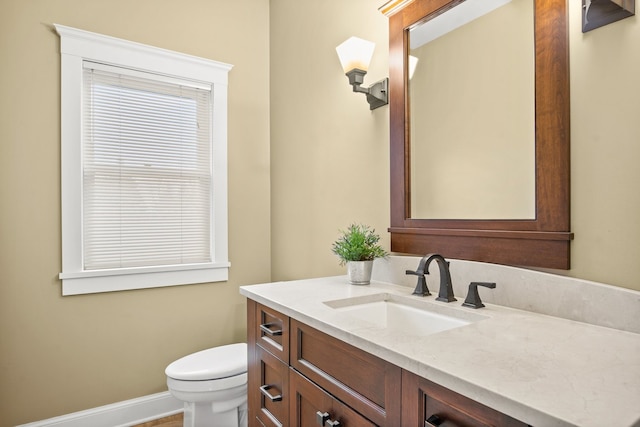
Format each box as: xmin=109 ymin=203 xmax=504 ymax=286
xmin=389 ymin=227 xmax=573 ymax=240
xmin=391 ymin=231 xmax=571 ymax=269
xmin=387 ymin=0 xmax=572 ymax=269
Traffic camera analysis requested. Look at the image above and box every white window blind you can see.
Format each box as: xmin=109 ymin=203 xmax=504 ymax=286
xmin=82 ymin=63 xmax=213 ymax=270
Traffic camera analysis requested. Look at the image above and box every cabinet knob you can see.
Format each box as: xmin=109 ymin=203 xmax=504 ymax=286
xmin=259 ymin=384 xmax=282 ymax=402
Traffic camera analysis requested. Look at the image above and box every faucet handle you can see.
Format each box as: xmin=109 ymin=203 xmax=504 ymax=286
xmin=406 ymin=269 xmax=431 ymax=296
xmin=462 ymin=282 xmax=496 ymax=309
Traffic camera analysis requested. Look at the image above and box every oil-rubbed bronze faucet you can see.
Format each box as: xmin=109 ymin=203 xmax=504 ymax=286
xmin=406 ymin=254 xmax=456 ymax=302
xmin=406 ymin=254 xmax=431 ymax=296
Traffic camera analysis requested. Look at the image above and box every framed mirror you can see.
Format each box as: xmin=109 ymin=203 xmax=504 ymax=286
xmin=382 ymin=0 xmax=573 ymax=269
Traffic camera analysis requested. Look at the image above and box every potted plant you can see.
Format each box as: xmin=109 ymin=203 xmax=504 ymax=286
xmin=331 ymin=223 xmax=388 ymax=285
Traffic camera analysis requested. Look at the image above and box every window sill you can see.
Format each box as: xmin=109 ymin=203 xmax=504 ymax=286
xmin=59 ymin=262 xmax=230 ymax=296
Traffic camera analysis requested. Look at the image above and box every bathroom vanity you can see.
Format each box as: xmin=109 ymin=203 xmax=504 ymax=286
xmin=240 ymin=257 xmax=640 ymax=427
xmin=246 ymin=299 xmax=528 ymax=426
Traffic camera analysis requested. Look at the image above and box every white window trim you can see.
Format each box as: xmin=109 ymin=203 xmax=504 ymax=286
xmin=56 ymin=24 xmax=232 ymax=295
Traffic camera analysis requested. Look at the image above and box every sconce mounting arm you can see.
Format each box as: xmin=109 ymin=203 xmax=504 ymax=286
xmin=345 ymin=69 xmax=389 ymax=110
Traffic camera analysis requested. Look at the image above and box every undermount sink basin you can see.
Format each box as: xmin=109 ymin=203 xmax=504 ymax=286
xmin=323 ymin=293 xmax=485 ymax=336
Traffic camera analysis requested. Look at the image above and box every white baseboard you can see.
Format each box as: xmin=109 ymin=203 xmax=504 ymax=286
xmin=17 ymin=391 xmax=183 ymax=427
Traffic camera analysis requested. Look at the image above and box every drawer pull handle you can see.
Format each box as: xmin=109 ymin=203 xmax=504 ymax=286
xmin=259 ymin=322 xmax=283 ymax=336
xmin=259 ymin=384 xmax=282 ymax=402
xmin=426 ymin=414 xmax=444 ymax=427
xmin=316 ymin=411 xmax=341 ymax=427
xmin=316 ymin=411 xmax=329 ymax=426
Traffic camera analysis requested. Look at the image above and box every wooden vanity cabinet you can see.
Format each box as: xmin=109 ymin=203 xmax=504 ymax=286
xmin=247 ymin=299 xmax=530 ymax=427
xmin=402 ymin=371 xmax=531 ymax=427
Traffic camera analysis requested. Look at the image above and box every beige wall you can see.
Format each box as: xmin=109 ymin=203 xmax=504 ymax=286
xmin=568 ymin=4 xmax=640 ymax=290
xmin=1 ymin=0 xmax=639 ymax=425
xmin=0 ymin=0 xmax=270 ymax=425
xmin=270 ymin=0 xmax=391 ymax=281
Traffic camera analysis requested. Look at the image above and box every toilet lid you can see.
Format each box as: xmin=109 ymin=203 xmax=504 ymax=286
xmin=165 ymin=343 xmax=247 ymax=381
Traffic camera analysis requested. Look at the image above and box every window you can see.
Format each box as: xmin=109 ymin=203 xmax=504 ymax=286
xmin=56 ymin=25 xmax=232 ymax=295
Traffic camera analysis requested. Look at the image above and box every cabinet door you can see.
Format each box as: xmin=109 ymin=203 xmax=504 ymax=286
xmin=402 ymin=371 xmax=531 ymax=427
xmin=290 ymin=369 xmax=376 ymax=427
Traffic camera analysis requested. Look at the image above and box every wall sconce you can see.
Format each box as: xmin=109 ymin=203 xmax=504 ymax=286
xmin=336 ymin=37 xmax=389 ymax=110
xmin=583 ymin=0 xmax=635 ymax=32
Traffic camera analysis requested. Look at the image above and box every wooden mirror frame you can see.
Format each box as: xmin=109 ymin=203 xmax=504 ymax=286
xmin=383 ymin=0 xmax=573 ymax=269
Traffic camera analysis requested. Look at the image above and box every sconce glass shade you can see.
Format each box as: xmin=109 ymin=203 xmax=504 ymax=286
xmin=336 ymin=37 xmax=375 ymax=73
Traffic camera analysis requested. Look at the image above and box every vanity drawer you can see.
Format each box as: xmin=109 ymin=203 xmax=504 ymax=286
xmin=402 ymin=371 xmax=531 ymax=427
xmin=254 ymin=302 xmax=289 ymax=363
xmin=254 ymin=345 xmax=289 ymax=427
xmin=290 ymin=368 xmax=376 ymax=427
xmin=290 ymin=319 xmax=401 ymax=426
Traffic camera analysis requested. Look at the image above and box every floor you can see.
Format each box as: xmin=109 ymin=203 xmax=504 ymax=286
xmin=132 ymin=413 xmax=183 ymax=427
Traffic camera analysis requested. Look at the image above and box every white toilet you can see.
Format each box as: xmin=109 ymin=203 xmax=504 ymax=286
xmin=166 ymin=343 xmax=248 ymax=427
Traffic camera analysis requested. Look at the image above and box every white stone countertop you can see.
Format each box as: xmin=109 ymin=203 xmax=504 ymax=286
xmin=240 ymin=275 xmax=640 ymax=427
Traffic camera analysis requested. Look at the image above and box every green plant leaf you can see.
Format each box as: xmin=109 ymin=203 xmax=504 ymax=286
xmin=331 ymin=223 xmax=388 ymax=266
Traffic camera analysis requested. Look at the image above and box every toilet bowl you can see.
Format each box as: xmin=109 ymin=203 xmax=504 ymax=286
xmin=166 ymin=343 xmax=248 ymax=427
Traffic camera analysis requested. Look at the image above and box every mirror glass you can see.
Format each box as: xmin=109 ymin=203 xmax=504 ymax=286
xmin=408 ymin=0 xmax=535 ymax=219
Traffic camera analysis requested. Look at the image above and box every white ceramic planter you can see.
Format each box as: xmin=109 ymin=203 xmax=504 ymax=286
xmin=347 ymin=260 xmax=374 ymax=285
